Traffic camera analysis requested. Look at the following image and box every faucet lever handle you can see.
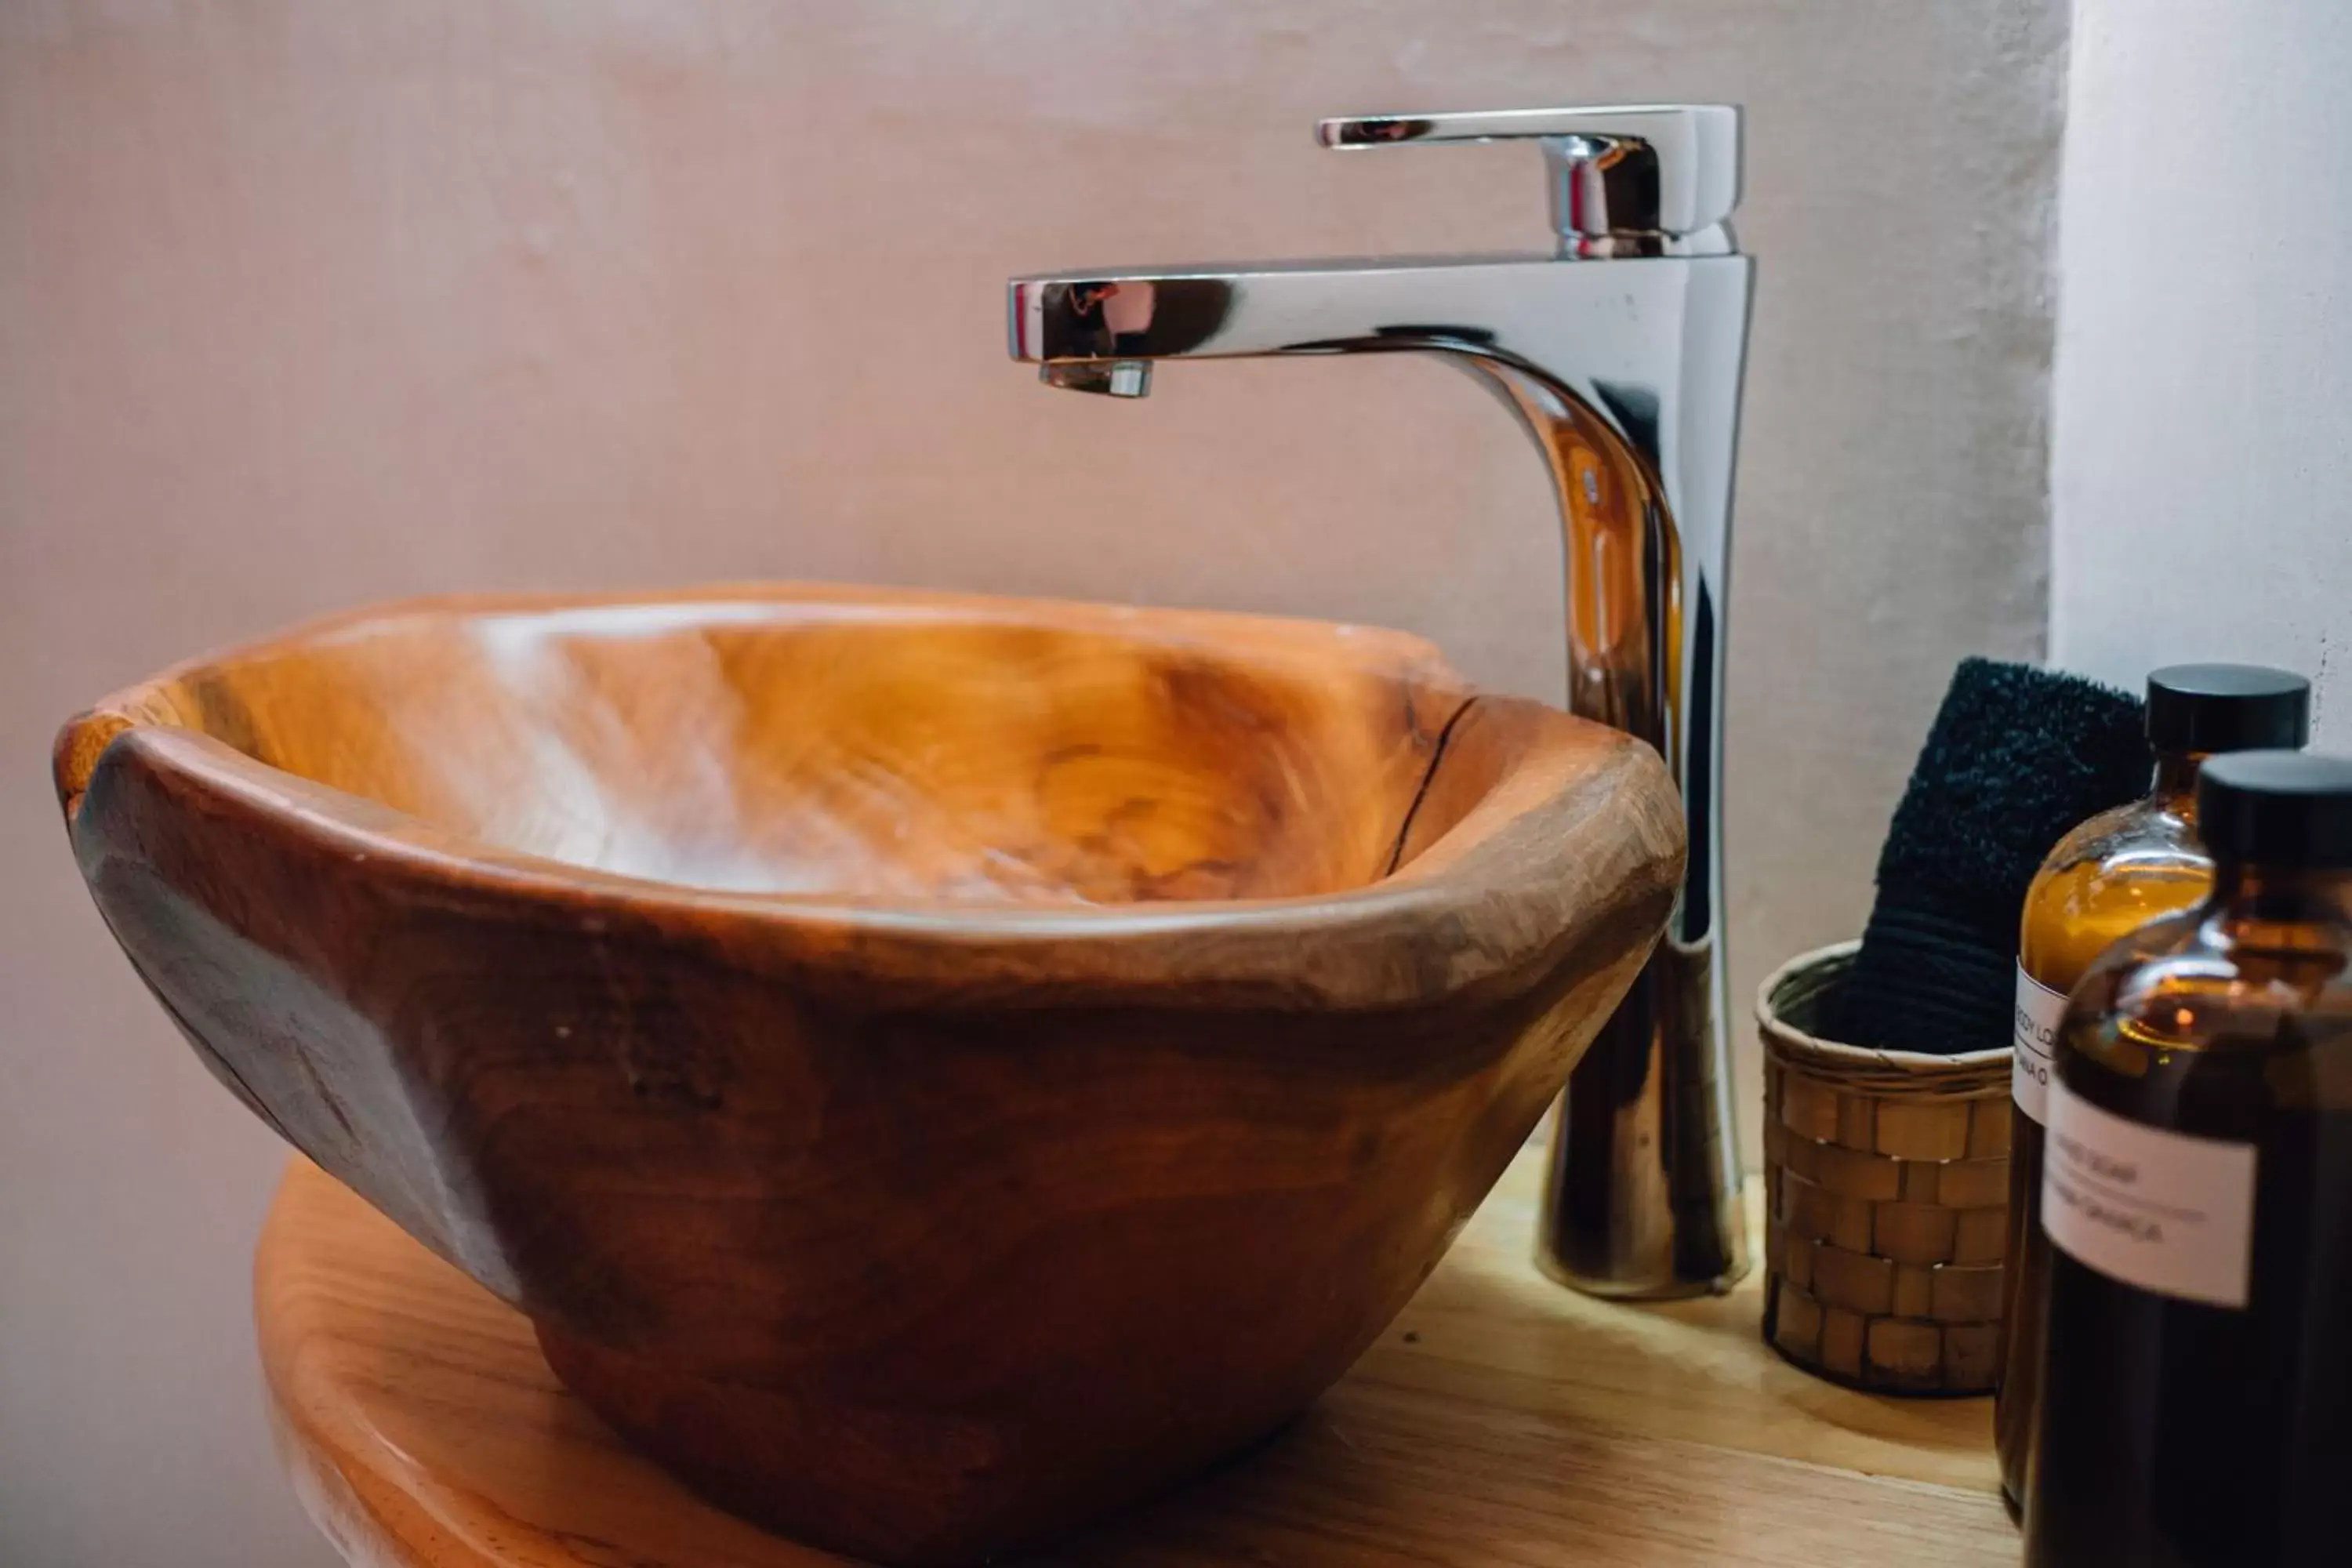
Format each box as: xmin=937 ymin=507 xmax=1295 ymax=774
xmin=1317 ymin=104 xmax=1740 ymax=258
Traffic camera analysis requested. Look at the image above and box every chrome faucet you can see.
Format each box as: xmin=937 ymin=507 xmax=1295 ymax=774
xmin=1007 ymin=105 xmax=1752 ymax=1298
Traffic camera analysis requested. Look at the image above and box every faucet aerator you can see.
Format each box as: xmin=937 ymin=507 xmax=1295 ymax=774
xmin=1040 ymin=360 xmax=1153 ymax=398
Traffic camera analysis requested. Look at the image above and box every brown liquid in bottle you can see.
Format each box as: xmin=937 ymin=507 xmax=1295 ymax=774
xmin=2026 ymin=858 xmax=2352 ymax=1566
xmin=1995 ymin=758 xmax=2212 ymax=1516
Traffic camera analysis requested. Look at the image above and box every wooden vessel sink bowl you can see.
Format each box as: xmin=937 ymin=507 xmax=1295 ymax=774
xmin=55 ymin=584 xmax=1684 ymax=1565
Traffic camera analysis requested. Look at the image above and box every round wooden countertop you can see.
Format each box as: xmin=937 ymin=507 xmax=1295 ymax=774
xmin=256 ymin=1151 xmax=2013 ymax=1567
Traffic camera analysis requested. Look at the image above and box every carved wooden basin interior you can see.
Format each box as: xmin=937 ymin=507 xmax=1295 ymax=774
xmin=56 ymin=584 xmax=1684 ymax=1565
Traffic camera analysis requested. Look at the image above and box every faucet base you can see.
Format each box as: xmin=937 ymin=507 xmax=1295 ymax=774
xmin=1531 ymin=1249 xmax=1751 ymax=1302
xmin=1534 ymin=943 xmax=1752 ymax=1298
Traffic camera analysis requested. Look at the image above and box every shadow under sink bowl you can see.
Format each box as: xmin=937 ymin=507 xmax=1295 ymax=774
xmin=54 ymin=583 xmax=1684 ymax=1564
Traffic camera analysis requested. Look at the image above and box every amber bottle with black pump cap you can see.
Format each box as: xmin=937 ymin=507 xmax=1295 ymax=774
xmin=2025 ymin=750 xmax=2352 ymax=1567
xmin=1995 ymin=664 xmax=2310 ymax=1515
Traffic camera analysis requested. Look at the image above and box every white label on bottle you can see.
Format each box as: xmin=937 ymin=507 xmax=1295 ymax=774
xmin=2012 ymin=964 xmax=2068 ymax=1125
xmin=2042 ymin=1075 xmax=2258 ymax=1308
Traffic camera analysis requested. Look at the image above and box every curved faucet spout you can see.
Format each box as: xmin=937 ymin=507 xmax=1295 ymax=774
xmin=1007 ymin=252 xmax=1743 ymax=904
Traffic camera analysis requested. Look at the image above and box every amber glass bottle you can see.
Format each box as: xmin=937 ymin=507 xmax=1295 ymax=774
xmin=2025 ymin=751 xmax=2352 ymax=1567
xmin=1995 ymin=665 xmax=2310 ymax=1515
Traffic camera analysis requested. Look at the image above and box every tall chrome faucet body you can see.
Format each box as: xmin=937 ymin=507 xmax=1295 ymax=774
xmin=1007 ymin=107 xmax=1752 ymax=1297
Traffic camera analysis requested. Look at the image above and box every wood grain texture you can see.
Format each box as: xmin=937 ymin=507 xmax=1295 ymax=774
xmin=259 ymin=1149 xmax=2013 ymax=1567
xmin=57 ymin=584 xmax=1687 ymax=1564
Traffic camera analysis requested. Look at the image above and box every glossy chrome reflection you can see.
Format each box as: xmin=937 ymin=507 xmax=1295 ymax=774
xmin=1007 ymin=104 xmax=1754 ymax=1298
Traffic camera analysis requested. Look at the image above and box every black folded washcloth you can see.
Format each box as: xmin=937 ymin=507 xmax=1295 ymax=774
xmin=1831 ymin=658 xmax=2151 ymax=1055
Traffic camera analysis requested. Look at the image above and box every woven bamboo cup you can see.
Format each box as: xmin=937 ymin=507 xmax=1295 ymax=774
xmin=1758 ymin=941 xmax=2011 ymax=1395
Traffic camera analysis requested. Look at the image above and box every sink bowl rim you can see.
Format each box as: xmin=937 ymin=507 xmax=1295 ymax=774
xmin=56 ymin=582 xmax=1679 ymax=1011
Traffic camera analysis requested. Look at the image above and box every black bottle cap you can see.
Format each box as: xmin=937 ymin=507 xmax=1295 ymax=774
xmin=2145 ymin=664 xmax=2311 ymax=753
xmin=2198 ymin=751 xmax=2352 ymax=868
